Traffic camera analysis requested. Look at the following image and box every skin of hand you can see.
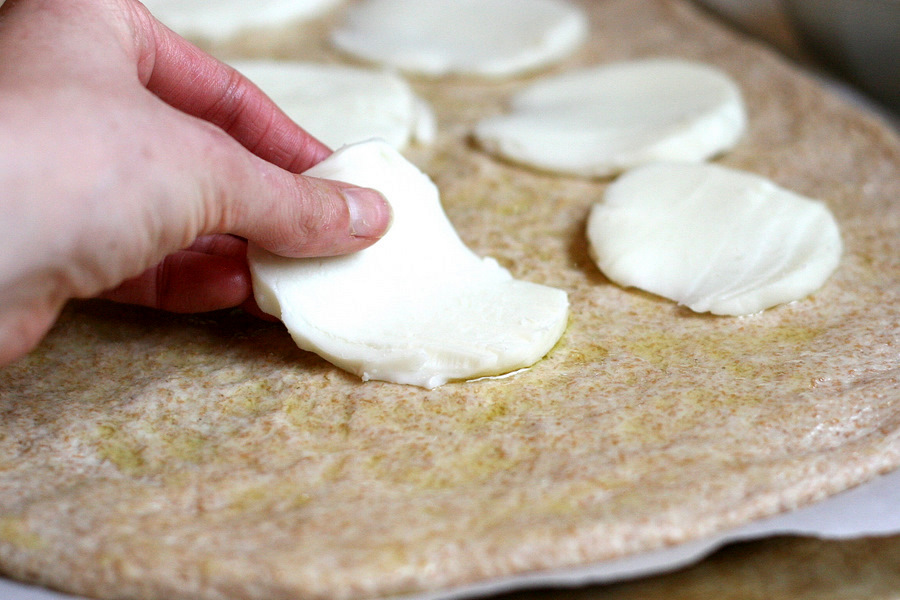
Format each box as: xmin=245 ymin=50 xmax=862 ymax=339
xmin=0 ymin=0 xmax=392 ymax=365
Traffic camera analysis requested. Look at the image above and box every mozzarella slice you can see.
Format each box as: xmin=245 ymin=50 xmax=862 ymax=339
xmin=142 ymin=0 xmax=341 ymax=41
xmin=329 ymin=0 xmax=588 ymax=78
xmin=475 ymin=58 xmax=747 ymax=177
xmin=587 ymin=162 xmax=843 ymax=316
xmin=229 ymin=60 xmax=434 ymax=150
xmin=249 ymin=140 xmax=569 ymax=388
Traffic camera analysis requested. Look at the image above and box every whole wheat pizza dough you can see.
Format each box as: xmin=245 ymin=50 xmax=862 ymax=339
xmin=0 ymin=2 xmax=898 ymax=600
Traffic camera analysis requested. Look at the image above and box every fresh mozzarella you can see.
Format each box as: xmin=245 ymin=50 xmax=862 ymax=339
xmin=229 ymin=60 xmax=434 ymax=150
xmin=475 ymin=58 xmax=747 ymax=177
xmin=249 ymin=140 xmax=569 ymax=388
xmin=587 ymin=162 xmax=843 ymax=316
xmin=329 ymin=0 xmax=588 ymax=78
xmin=142 ymin=0 xmax=342 ymax=41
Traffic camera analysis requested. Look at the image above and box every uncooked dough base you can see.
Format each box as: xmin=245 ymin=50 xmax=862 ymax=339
xmin=0 ymin=1 xmax=898 ymax=600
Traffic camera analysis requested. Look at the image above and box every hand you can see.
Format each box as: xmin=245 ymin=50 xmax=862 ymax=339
xmin=0 ymin=0 xmax=392 ymax=365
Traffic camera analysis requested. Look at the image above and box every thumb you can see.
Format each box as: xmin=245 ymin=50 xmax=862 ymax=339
xmin=174 ymin=120 xmax=392 ymax=258
xmin=228 ymin=169 xmax=393 ymax=258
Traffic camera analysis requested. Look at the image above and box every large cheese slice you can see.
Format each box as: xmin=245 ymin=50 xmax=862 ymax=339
xmin=329 ymin=0 xmax=588 ymax=78
xmin=249 ymin=140 xmax=569 ymax=388
xmin=587 ymin=162 xmax=843 ymax=315
xmin=475 ymin=58 xmax=747 ymax=177
xmin=229 ymin=60 xmax=434 ymax=150
xmin=142 ymin=0 xmax=342 ymax=41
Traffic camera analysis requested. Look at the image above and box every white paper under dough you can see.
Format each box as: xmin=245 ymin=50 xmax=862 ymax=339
xmin=142 ymin=0 xmax=342 ymax=41
xmin=329 ymin=0 xmax=589 ymax=78
xmin=587 ymin=162 xmax=843 ymax=315
xmin=229 ymin=60 xmax=434 ymax=150
xmin=248 ymin=140 xmax=569 ymax=388
xmin=474 ymin=58 xmax=747 ymax=177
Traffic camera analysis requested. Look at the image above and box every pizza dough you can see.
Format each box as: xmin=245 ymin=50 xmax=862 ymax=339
xmin=141 ymin=0 xmax=342 ymax=41
xmin=474 ymin=58 xmax=746 ymax=176
xmin=229 ymin=60 xmax=434 ymax=150
xmin=330 ymin=0 xmax=589 ymax=77
xmin=0 ymin=2 xmax=898 ymax=600
xmin=249 ymin=140 xmax=569 ymax=388
xmin=587 ymin=162 xmax=843 ymax=315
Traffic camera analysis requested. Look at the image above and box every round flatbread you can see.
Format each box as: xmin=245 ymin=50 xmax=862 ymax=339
xmin=0 ymin=2 xmax=897 ymax=600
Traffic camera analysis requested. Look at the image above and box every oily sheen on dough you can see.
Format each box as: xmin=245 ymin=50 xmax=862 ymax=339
xmin=0 ymin=2 xmax=898 ymax=600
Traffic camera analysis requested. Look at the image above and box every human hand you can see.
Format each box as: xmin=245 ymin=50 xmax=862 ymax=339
xmin=0 ymin=0 xmax=392 ymax=365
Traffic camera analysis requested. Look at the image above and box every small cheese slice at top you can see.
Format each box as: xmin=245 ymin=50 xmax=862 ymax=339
xmin=249 ymin=140 xmax=569 ymax=388
xmin=229 ymin=60 xmax=435 ymax=151
xmin=475 ymin=58 xmax=747 ymax=177
xmin=142 ymin=0 xmax=342 ymax=41
xmin=587 ymin=162 xmax=843 ymax=316
xmin=329 ymin=0 xmax=589 ymax=78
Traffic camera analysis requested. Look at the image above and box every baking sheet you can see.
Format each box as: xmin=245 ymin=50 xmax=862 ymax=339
xmin=2 ymin=465 xmax=899 ymax=600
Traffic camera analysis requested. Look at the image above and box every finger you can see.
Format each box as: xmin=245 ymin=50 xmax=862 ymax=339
xmin=240 ymin=296 xmax=279 ymax=322
xmin=130 ymin=3 xmax=330 ymax=173
xmin=99 ymin=246 xmax=251 ymax=313
xmin=225 ymin=168 xmax=392 ymax=258
xmin=0 ymin=301 xmax=61 ymax=366
xmin=187 ymin=233 xmax=248 ymax=260
xmin=157 ymin=116 xmax=392 ymax=257
xmin=126 ymin=6 xmax=392 ymax=258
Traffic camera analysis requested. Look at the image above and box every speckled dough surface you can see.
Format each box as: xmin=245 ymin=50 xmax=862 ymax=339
xmin=1 ymin=1 xmax=899 ymax=599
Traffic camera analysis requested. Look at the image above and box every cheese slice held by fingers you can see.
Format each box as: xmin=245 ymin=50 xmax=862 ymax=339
xmin=249 ymin=140 xmax=569 ymax=388
xmin=587 ymin=162 xmax=843 ymax=315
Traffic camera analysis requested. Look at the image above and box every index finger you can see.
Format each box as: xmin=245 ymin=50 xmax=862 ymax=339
xmin=129 ymin=3 xmax=331 ymax=172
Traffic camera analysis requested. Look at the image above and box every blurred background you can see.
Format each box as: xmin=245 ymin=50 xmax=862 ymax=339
xmin=693 ymin=0 xmax=900 ymax=128
xmin=1 ymin=0 xmax=893 ymax=125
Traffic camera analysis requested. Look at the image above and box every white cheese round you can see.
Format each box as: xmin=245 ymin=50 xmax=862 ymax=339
xmin=249 ymin=140 xmax=569 ymax=388
xmin=475 ymin=58 xmax=747 ymax=177
xmin=229 ymin=60 xmax=434 ymax=150
xmin=142 ymin=0 xmax=342 ymax=41
xmin=329 ymin=0 xmax=589 ymax=78
xmin=587 ymin=162 xmax=843 ymax=315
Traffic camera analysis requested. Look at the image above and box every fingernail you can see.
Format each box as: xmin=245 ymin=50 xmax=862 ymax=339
xmin=344 ymin=187 xmax=392 ymax=239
